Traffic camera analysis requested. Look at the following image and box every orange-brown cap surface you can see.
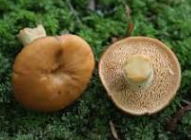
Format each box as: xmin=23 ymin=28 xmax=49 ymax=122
xmin=12 ymin=34 xmax=95 ymax=112
xmin=99 ymin=37 xmax=181 ymax=115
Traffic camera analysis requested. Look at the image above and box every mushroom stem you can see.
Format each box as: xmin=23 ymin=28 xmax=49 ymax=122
xmin=123 ymin=55 xmax=154 ymax=89
xmin=17 ymin=24 xmax=46 ymax=46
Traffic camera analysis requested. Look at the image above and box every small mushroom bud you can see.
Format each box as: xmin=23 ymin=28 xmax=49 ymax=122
xmin=12 ymin=25 xmax=95 ymax=112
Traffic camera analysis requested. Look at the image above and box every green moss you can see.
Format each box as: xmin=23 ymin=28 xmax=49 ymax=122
xmin=0 ymin=0 xmax=191 ymax=139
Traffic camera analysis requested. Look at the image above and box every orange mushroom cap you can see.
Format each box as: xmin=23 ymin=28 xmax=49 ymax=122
xmin=99 ymin=37 xmax=181 ymax=115
xmin=12 ymin=25 xmax=95 ymax=112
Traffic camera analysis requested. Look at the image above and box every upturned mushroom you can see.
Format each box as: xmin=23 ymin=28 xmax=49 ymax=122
xmin=99 ymin=37 xmax=181 ymax=115
xmin=12 ymin=25 xmax=95 ymax=112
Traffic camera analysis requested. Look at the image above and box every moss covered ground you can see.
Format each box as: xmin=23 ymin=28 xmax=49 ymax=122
xmin=0 ymin=0 xmax=191 ymax=139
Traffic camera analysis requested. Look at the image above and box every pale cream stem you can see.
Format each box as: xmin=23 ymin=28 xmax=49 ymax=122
xmin=17 ymin=24 xmax=46 ymax=46
xmin=123 ymin=55 xmax=154 ymax=89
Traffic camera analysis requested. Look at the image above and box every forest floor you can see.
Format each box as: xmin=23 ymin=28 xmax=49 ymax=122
xmin=0 ymin=0 xmax=191 ymax=139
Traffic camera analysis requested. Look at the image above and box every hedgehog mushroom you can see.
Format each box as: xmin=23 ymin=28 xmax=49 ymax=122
xmin=99 ymin=37 xmax=181 ymax=115
xmin=12 ymin=25 xmax=95 ymax=112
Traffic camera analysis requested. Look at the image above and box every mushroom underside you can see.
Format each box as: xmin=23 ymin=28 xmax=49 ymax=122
xmin=99 ymin=37 xmax=181 ymax=115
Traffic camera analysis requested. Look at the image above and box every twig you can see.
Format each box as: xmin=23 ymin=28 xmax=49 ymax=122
xmin=123 ymin=3 xmax=134 ymax=37
xmin=110 ymin=3 xmax=133 ymax=42
xmin=127 ymin=23 xmax=134 ymax=37
xmin=109 ymin=121 xmax=121 ymax=140
xmin=88 ymin=0 xmax=95 ymax=11
xmin=182 ymin=99 xmax=191 ymax=105
xmin=66 ymin=0 xmax=82 ymax=24
xmin=125 ymin=4 xmax=133 ymax=36
xmin=167 ymin=104 xmax=191 ymax=131
xmin=125 ymin=4 xmax=131 ymax=22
